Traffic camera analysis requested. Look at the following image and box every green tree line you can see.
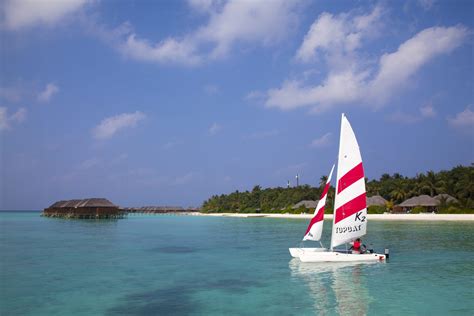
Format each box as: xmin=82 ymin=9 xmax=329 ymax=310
xmin=201 ymin=164 xmax=474 ymax=214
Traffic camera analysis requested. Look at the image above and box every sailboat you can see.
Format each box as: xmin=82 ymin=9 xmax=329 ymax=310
xmin=289 ymin=164 xmax=335 ymax=258
xmin=297 ymin=113 xmax=387 ymax=262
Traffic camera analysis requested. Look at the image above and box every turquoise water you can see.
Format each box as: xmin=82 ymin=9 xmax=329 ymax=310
xmin=1 ymin=212 xmax=473 ymax=315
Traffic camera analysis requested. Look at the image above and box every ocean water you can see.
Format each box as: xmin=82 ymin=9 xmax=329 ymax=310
xmin=1 ymin=212 xmax=473 ymax=315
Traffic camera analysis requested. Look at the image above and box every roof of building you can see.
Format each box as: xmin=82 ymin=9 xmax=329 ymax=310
xmin=293 ymin=200 xmax=319 ymax=209
xmin=434 ymin=194 xmax=459 ymax=204
xmin=398 ymin=195 xmax=439 ymax=207
xmin=48 ymin=198 xmax=118 ymax=208
xmin=367 ymin=195 xmax=387 ymax=206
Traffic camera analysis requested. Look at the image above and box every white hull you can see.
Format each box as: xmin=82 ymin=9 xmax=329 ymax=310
xmin=299 ymin=251 xmax=386 ymax=262
xmin=289 ymin=247 xmax=327 ymax=258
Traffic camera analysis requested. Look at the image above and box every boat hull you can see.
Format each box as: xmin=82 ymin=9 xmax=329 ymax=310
xmin=299 ymin=251 xmax=386 ymax=262
xmin=289 ymin=247 xmax=327 ymax=258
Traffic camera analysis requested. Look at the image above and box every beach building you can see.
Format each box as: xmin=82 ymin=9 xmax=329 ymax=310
xmin=292 ymin=200 xmax=319 ymax=209
xmin=43 ymin=198 xmax=124 ymax=219
xmin=434 ymin=194 xmax=459 ymax=204
xmin=394 ymin=195 xmax=439 ymax=213
xmin=367 ymin=195 xmax=387 ymax=207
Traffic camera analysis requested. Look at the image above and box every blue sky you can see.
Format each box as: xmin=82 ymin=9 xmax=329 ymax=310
xmin=1 ymin=0 xmax=473 ymax=210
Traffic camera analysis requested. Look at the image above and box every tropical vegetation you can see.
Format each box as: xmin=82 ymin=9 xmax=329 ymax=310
xmin=201 ymin=164 xmax=474 ymax=214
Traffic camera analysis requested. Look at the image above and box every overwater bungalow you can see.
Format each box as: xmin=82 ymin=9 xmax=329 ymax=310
xmin=43 ymin=198 xmax=125 ymax=219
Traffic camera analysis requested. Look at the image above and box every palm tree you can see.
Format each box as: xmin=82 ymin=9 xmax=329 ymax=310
xmin=319 ymin=175 xmax=328 ymax=188
xmin=390 ymin=187 xmax=406 ymax=204
xmin=422 ymin=170 xmax=445 ymax=197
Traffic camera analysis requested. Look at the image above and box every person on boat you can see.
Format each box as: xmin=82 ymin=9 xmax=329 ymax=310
xmin=350 ymin=238 xmax=365 ymax=254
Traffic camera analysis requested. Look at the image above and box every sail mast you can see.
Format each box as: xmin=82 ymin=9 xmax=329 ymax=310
xmin=330 ymin=113 xmax=344 ymax=250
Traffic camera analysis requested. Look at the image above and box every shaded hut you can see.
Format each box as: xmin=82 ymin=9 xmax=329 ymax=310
xmin=434 ymin=194 xmax=458 ymax=205
xmin=43 ymin=198 xmax=124 ymax=219
xmin=292 ymin=200 xmax=318 ymax=209
xmin=367 ymin=195 xmax=387 ymax=207
xmin=395 ymin=195 xmax=439 ymax=213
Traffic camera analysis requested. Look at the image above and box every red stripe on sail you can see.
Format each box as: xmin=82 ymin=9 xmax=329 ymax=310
xmin=304 ymin=182 xmax=330 ymax=235
xmin=321 ymin=181 xmax=330 ymax=198
xmin=337 ymin=162 xmax=364 ymax=194
xmin=334 ymin=192 xmax=366 ymax=224
xmin=304 ymin=206 xmax=324 ymax=235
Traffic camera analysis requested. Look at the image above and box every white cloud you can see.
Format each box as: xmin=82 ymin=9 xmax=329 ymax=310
xmin=195 ymin=0 xmax=301 ymax=59
xmin=119 ymin=34 xmax=202 ymax=66
xmin=296 ymin=12 xmax=345 ymax=63
xmin=264 ymin=25 xmax=468 ymax=112
xmin=37 ymin=83 xmax=59 ymax=103
xmin=448 ymin=107 xmax=474 ymax=129
xmin=92 ymin=111 xmax=146 ymax=140
xmin=310 ymin=132 xmax=332 ymax=148
xmin=9 ymin=107 xmax=27 ymax=122
xmin=0 ymin=106 xmax=27 ymax=131
xmin=388 ymin=105 xmax=437 ymax=124
xmin=266 ymin=71 xmax=368 ymax=111
xmin=112 ymin=0 xmax=302 ymax=65
xmin=3 ymin=0 xmax=90 ymax=30
xmin=208 ymin=122 xmax=221 ymax=135
xmin=420 ymin=104 xmax=436 ymax=118
xmin=368 ymin=26 xmax=469 ymax=104
xmin=6 ymin=0 xmax=301 ymax=66
xmin=295 ymin=6 xmax=383 ymax=65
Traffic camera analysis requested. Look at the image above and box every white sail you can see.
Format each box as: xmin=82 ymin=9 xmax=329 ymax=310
xmin=303 ymin=164 xmax=335 ymax=241
xmin=330 ymin=114 xmax=367 ymax=249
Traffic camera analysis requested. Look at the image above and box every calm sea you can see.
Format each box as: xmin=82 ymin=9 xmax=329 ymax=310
xmin=1 ymin=212 xmax=473 ymax=315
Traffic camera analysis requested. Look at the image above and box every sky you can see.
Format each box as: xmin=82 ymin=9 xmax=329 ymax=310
xmin=0 ymin=0 xmax=473 ymax=210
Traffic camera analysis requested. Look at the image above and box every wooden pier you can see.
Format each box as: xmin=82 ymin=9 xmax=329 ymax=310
xmin=123 ymin=206 xmax=200 ymax=214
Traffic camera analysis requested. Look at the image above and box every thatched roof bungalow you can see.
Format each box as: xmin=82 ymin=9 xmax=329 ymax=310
xmin=395 ymin=195 xmax=439 ymax=213
xmin=292 ymin=200 xmax=319 ymax=209
xmin=43 ymin=198 xmax=124 ymax=219
xmin=367 ymin=195 xmax=387 ymax=207
xmin=434 ymin=194 xmax=459 ymax=204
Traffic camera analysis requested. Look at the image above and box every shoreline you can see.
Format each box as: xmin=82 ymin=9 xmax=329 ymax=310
xmin=192 ymin=213 xmax=474 ymax=221
xmin=2 ymin=211 xmax=473 ymax=221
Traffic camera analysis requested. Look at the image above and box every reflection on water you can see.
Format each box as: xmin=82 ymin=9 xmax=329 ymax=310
xmin=289 ymin=259 xmax=374 ymax=315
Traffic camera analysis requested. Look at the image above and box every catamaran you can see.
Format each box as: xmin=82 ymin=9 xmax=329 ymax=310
xmin=293 ymin=113 xmax=387 ymax=262
xmin=289 ymin=164 xmax=334 ymax=258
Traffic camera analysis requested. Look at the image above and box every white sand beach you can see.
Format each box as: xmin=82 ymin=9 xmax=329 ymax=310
xmin=192 ymin=213 xmax=474 ymax=221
